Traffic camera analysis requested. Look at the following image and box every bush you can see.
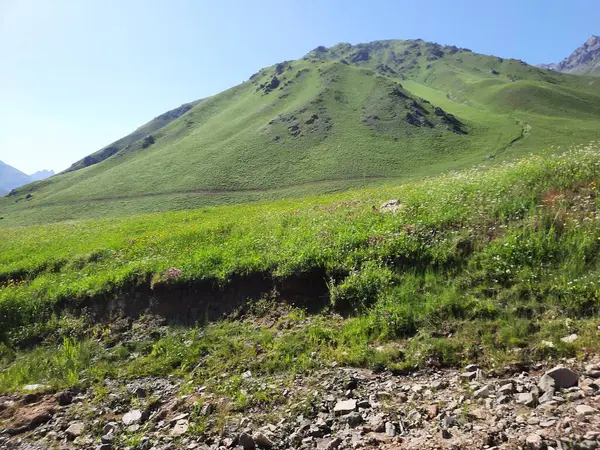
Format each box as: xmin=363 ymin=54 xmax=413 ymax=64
xmin=329 ymin=262 xmax=393 ymax=312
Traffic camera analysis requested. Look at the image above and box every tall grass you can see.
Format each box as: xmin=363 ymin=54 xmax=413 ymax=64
xmin=0 ymin=144 xmax=600 ymax=392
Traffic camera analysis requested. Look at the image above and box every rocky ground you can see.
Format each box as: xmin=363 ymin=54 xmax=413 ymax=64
xmin=1 ymin=356 xmax=600 ymax=450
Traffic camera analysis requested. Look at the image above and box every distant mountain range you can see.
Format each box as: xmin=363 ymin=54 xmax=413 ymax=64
xmin=0 ymin=161 xmax=54 ymax=195
xmin=539 ymin=35 xmax=600 ymax=75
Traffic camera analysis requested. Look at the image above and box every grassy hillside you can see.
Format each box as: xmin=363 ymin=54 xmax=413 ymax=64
xmin=2 ymin=39 xmax=600 ymax=226
xmin=65 ymin=100 xmax=204 ymax=172
xmin=1 ymin=143 xmax=600 ymax=392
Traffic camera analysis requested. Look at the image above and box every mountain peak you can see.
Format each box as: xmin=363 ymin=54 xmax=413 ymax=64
xmin=0 ymin=161 xmax=54 ymax=195
xmin=586 ymin=35 xmax=600 ymax=46
xmin=540 ymin=35 xmax=600 ymax=75
xmin=29 ymin=169 xmax=55 ymax=182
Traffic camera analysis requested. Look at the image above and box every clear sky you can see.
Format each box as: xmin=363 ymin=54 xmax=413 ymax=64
xmin=1 ymin=0 xmax=598 ymax=174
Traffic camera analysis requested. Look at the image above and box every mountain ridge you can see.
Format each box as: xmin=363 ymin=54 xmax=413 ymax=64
xmin=539 ymin=35 xmax=600 ymax=75
xmin=65 ymin=100 xmax=204 ymax=172
xmin=2 ymin=38 xmax=600 ymax=225
xmin=0 ymin=161 xmax=54 ymax=195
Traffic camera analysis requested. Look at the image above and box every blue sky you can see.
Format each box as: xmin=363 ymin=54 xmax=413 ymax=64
xmin=1 ymin=0 xmax=598 ymax=173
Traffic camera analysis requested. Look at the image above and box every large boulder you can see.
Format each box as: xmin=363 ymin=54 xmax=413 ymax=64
xmin=545 ymin=366 xmax=579 ymax=389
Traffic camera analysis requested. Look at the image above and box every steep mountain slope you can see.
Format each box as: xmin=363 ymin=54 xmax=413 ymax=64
xmin=2 ymin=39 xmax=600 ymax=226
xmin=66 ymin=100 xmax=203 ymax=172
xmin=0 ymin=161 xmax=30 ymax=195
xmin=539 ymin=35 xmax=600 ymax=75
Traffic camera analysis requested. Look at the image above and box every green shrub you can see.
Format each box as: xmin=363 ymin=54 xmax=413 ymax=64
xmin=329 ymin=262 xmax=393 ymax=311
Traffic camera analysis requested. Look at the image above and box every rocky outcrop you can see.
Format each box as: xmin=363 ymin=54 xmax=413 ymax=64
xmin=0 ymin=162 xmax=54 ymax=196
xmin=539 ymin=35 xmax=600 ymax=75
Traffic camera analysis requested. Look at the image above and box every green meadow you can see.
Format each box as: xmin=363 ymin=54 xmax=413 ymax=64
xmin=2 ymin=143 xmax=600 ymax=392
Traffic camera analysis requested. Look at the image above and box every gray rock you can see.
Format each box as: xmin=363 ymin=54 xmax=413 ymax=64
xmin=46 ymin=431 xmax=58 ymax=440
xmin=441 ymin=415 xmax=456 ymax=428
xmin=122 ymin=409 xmax=143 ymax=426
xmin=585 ymin=431 xmax=600 ymax=440
xmin=56 ymin=391 xmax=74 ymax=406
xmin=546 ymin=366 xmax=579 ymax=389
xmin=170 ymin=419 xmax=189 ymax=437
xmin=585 ymin=364 xmax=600 ymax=378
xmin=517 ymin=392 xmax=538 ymax=407
xmin=461 ymin=371 xmax=478 ymax=381
xmin=380 ymin=200 xmax=401 ymax=213
xmin=327 ymin=437 xmax=342 ymax=450
xmin=474 ymin=385 xmax=490 ymax=399
xmin=527 ymin=417 xmax=540 ymax=426
xmin=101 ymin=432 xmax=115 ymax=444
xmin=498 ymin=383 xmax=514 ymax=394
xmin=253 ymin=432 xmax=274 ymax=448
xmin=385 ymin=422 xmax=396 ymax=437
xmin=102 ymin=422 xmax=118 ymax=435
xmin=126 ymin=424 xmax=140 ymax=433
xmin=367 ymin=413 xmax=386 ymax=432
xmin=65 ymin=422 xmax=85 ymax=439
xmin=525 ymin=433 xmax=543 ymax=449
xmin=288 ymin=432 xmax=301 ymax=446
xmin=539 ymin=374 xmax=557 ymax=393
xmin=431 ymin=380 xmax=448 ymax=390
xmin=169 ymin=412 xmax=189 ymax=424
xmin=238 ymin=432 xmax=256 ymax=450
xmin=200 ymin=403 xmax=213 ymax=416
xmin=333 ymin=399 xmax=357 ymax=415
xmin=346 ymin=412 xmax=363 ymax=427
xmin=307 ymin=423 xmax=328 ymax=438
xmin=407 ymin=409 xmax=422 ymax=425
xmin=128 ymin=385 xmax=147 ymax=398
xmin=497 ymin=395 xmax=510 ymax=404
xmin=576 ymin=405 xmax=597 ymax=416
xmin=539 ymin=389 xmax=555 ymax=404
xmin=356 ymin=399 xmax=370 ymax=408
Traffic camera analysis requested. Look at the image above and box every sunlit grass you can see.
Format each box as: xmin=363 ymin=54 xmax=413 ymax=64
xmin=1 ymin=143 xmax=600 ymax=392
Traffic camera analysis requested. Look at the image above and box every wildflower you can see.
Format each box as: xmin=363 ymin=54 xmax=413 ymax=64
xmin=164 ymin=267 xmax=182 ymax=280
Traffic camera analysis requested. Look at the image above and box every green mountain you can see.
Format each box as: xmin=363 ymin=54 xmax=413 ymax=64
xmin=2 ymin=39 xmax=600 ymax=226
xmin=65 ymin=101 xmax=203 ymax=172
